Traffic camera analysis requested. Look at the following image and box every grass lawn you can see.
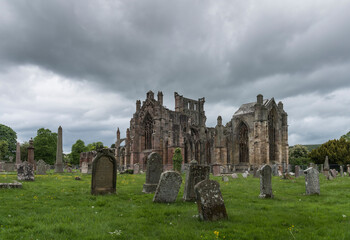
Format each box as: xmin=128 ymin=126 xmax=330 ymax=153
xmin=0 ymin=171 xmax=349 ymax=240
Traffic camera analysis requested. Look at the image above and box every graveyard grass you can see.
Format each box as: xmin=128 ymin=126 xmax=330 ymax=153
xmin=0 ymin=172 xmax=349 ymax=240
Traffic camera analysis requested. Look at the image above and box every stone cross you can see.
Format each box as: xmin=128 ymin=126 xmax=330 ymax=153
xmin=55 ymin=126 xmax=64 ymax=173
xmin=142 ymin=152 xmax=163 ymax=193
xmin=194 ymin=179 xmax=228 ymax=221
xmin=153 ymin=171 xmax=182 ymax=203
xmin=91 ymin=149 xmax=117 ymax=195
xmin=259 ymin=165 xmax=273 ymax=198
xmin=17 ymin=161 xmax=35 ymax=181
xmin=304 ymin=167 xmax=320 ymax=195
xmin=15 ymin=142 xmax=21 ymax=167
xmin=183 ymin=160 xmax=210 ymax=201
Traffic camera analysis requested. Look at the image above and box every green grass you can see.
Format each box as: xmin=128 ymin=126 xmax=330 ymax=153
xmin=0 ymin=172 xmax=349 ymax=240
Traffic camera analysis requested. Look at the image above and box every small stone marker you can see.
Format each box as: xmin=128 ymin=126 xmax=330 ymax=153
xmin=231 ymin=173 xmax=238 ymax=179
xmin=212 ymin=163 xmax=221 ymax=176
xmin=36 ymin=159 xmax=47 ymax=175
xmin=259 ymin=165 xmax=273 ymax=198
xmin=91 ymin=149 xmax=117 ymax=195
xmin=183 ymin=160 xmax=210 ymax=201
xmin=330 ymin=169 xmax=337 ymax=178
xmin=327 ymin=174 xmax=333 ymax=181
xmin=304 ymin=167 xmax=320 ymax=195
xmin=253 ymin=166 xmax=260 ymax=178
xmin=323 ymin=156 xmax=329 ymax=176
xmin=194 ymin=179 xmax=228 ymax=221
xmin=242 ymin=172 xmax=248 ymax=178
xmin=133 ymin=163 xmax=140 ymax=174
xmin=222 ymin=176 xmax=229 ymax=182
xmin=17 ymin=161 xmax=34 ymax=181
xmin=142 ymin=152 xmax=163 ymax=193
xmin=153 ymin=171 xmax=182 ymax=203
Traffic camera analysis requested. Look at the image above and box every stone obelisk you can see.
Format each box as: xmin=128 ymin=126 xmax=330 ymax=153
xmin=15 ymin=142 xmax=22 ymax=167
xmin=27 ymin=138 xmax=35 ymax=166
xmin=55 ymin=126 xmax=64 ymax=173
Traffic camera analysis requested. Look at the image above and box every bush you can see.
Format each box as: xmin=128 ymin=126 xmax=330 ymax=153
xmin=172 ymin=148 xmax=183 ymax=172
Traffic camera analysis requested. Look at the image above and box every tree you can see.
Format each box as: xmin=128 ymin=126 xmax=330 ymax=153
xmin=309 ymin=138 xmax=350 ymax=165
xmin=341 ymin=131 xmax=350 ymax=142
xmin=71 ymin=139 xmax=87 ymax=165
xmin=33 ymin=128 xmax=57 ymax=164
xmin=0 ymin=140 xmax=9 ymax=161
xmin=289 ymin=144 xmax=311 ymax=166
xmin=172 ymin=148 xmax=183 ymax=172
xmin=20 ymin=141 xmax=29 ymax=162
xmin=86 ymin=142 xmax=105 ymax=151
xmin=0 ymin=124 xmax=17 ymax=160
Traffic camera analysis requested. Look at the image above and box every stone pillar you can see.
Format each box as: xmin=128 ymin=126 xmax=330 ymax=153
xmin=323 ymin=156 xmax=329 ymax=176
xmin=295 ymin=165 xmax=300 ymax=178
xmin=55 ymin=126 xmax=64 ymax=173
xmin=27 ymin=139 xmax=35 ymax=166
xmin=16 ymin=142 xmax=22 ymax=167
xmin=212 ymin=162 xmax=221 ymax=176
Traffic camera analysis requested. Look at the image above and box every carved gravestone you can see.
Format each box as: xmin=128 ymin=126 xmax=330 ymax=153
xmin=17 ymin=161 xmax=35 ymax=181
xmin=183 ymin=160 xmax=210 ymax=201
xmin=36 ymin=159 xmax=47 ymax=175
xmin=242 ymin=172 xmax=248 ymax=178
xmin=91 ymin=149 xmax=117 ymax=195
xmin=81 ymin=162 xmax=88 ymax=174
xmin=259 ymin=165 xmax=273 ymax=198
xmin=153 ymin=171 xmax=182 ymax=203
xmin=142 ymin=152 xmax=163 ymax=193
xmin=304 ymin=167 xmax=320 ymax=195
xmin=194 ymin=179 xmax=228 ymax=221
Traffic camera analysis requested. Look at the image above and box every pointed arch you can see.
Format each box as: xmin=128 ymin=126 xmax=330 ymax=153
xmin=238 ymin=121 xmax=249 ymax=163
xmin=268 ymin=108 xmax=277 ymax=162
xmin=143 ymin=113 xmax=153 ymax=150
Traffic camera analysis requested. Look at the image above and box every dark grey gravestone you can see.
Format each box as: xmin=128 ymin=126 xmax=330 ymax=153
xmin=142 ymin=152 xmax=163 ymax=193
xmin=153 ymin=171 xmax=182 ymax=203
xmin=36 ymin=159 xmax=47 ymax=175
xmin=259 ymin=165 xmax=273 ymax=198
xmin=194 ymin=179 xmax=228 ymax=221
xmin=304 ymin=167 xmax=320 ymax=195
xmin=91 ymin=149 xmax=117 ymax=195
xmin=17 ymin=161 xmax=34 ymax=181
xmin=295 ymin=165 xmax=300 ymax=178
xmin=183 ymin=160 xmax=210 ymax=201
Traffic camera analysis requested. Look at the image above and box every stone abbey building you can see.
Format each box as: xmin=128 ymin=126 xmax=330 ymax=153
xmin=115 ymin=91 xmax=288 ymax=170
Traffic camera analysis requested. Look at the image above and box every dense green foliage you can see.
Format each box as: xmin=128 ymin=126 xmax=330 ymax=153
xmin=309 ymin=138 xmax=350 ymax=165
xmin=303 ymin=144 xmax=322 ymax=152
xmin=289 ymin=145 xmax=312 ymax=166
xmin=0 ymin=124 xmax=17 ymax=160
xmin=33 ymin=128 xmax=57 ymax=165
xmin=340 ymin=131 xmax=350 ymax=142
xmin=0 ymin=140 xmax=9 ymax=160
xmin=0 ymin=173 xmax=349 ymax=239
xmin=86 ymin=142 xmax=105 ymax=151
xmin=172 ymin=148 xmax=183 ymax=172
xmin=20 ymin=141 xmax=29 ymax=162
xmin=71 ymin=140 xmax=87 ymax=165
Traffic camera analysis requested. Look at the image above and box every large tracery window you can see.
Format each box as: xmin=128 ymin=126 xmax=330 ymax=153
xmin=268 ymin=109 xmax=276 ymax=162
xmin=144 ymin=113 xmax=153 ymax=150
xmin=239 ymin=122 xmax=249 ymax=163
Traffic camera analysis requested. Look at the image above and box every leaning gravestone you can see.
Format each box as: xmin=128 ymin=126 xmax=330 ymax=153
xmin=142 ymin=152 xmax=163 ymax=193
xmin=330 ymin=169 xmax=337 ymax=178
xmin=259 ymin=165 xmax=273 ymax=198
xmin=153 ymin=171 xmax=182 ymax=203
xmin=36 ymin=159 xmax=47 ymax=175
xmin=17 ymin=161 xmax=35 ymax=181
xmin=183 ymin=160 xmax=210 ymax=201
xmin=91 ymin=149 xmax=117 ymax=195
xmin=194 ymin=179 xmax=228 ymax=221
xmin=304 ymin=167 xmax=320 ymax=195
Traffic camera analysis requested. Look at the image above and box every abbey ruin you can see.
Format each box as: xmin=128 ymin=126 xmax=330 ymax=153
xmin=115 ymin=91 xmax=288 ymax=170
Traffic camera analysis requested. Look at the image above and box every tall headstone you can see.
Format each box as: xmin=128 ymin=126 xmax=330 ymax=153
xmin=340 ymin=166 xmax=344 ymax=177
xmin=15 ymin=142 xmax=21 ymax=167
xmin=55 ymin=126 xmax=64 ymax=173
xmin=17 ymin=161 xmax=35 ymax=181
xmin=36 ymin=159 xmax=47 ymax=175
xmin=323 ymin=156 xmax=329 ymax=176
xmin=304 ymin=167 xmax=320 ymax=195
xmin=194 ymin=179 xmax=228 ymax=221
xmin=295 ymin=165 xmax=300 ymax=178
xmin=91 ymin=149 xmax=117 ymax=195
xmin=142 ymin=152 xmax=163 ymax=193
xmin=153 ymin=171 xmax=182 ymax=203
xmin=27 ymin=138 xmax=35 ymax=166
xmin=183 ymin=160 xmax=210 ymax=201
xmin=81 ymin=162 xmax=88 ymax=174
xmin=259 ymin=165 xmax=273 ymax=198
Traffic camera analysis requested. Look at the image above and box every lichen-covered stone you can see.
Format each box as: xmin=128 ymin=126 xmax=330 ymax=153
xmin=142 ymin=152 xmax=163 ymax=193
xmin=17 ymin=161 xmax=34 ymax=181
xmin=153 ymin=171 xmax=182 ymax=203
xmin=36 ymin=159 xmax=47 ymax=175
xmin=259 ymin=165 xmax=273 ymax=198
xmin=194 ymin=179 xmax=228 ymax=221
xmin=304 ymin=167 xmax=320 ymax=195
xmin=183 ymin=162 xmax=209 ymax=201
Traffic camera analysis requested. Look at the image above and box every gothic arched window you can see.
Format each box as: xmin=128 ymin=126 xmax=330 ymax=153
xmin=144 ymin=113 xmax=153 ymax=150
xmin=239 ymin=122 xmax=249 ymax=163
xmin=268 ymin=109 xmax=277 ymax=162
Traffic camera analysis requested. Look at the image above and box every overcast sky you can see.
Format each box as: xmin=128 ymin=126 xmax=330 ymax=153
xmin=1 ymin=0 xmax=350 ymax=153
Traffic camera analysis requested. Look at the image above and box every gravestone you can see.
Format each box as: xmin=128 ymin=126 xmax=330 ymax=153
xmin=242 ymin=172 xmax=248 ymax=178
xmin=0 ymin=162 xmax=4 ymax=172
xmin=253 ymin=166 xmax=260 ymax=178
xmin=222 ymin=176 xmax=229 ymax=182
xmin=4 ymin=162 xmax=15 ymax=172
xmin=320 ymin=164 xmax=324 ymax=172
xmin=340 ymin=166 xmax=344 ymax=177
xmin=133 ymin=163 xmax=140 ymax=174
xmin=327 ymin=174 xmax=333 ymax=181
xmin=347 ymin=164 xmax=350 ymax=177
xmin=323 ymin=156 xmax=329 ymax=176
xmin=259 ymin=165 xmax=273 ymax=198
xmin=87 ymin=163 xmax=92 ymax=174
xmin=36 ymin=160 xmax=47 ymax=175
xmin=295 ymin=165 xmax=300 ymax=178
xmin=153 ymin=171 xmax=182 ymax=203
xmin=91 ymin=149 xmax=117 ymax=195
xmin=142 ymin=152 xmax=163 ymax=193
xmin=212 ymin=163 xmax=221 ymax=176
xmin=17 ymin=161 xmax=35 ymax=181
xmin=304 ymin=167 xmax=320 ymax=195
xmin=272 ymin=164 xmax=278 ymax=176
xmin=330 ymin=169 xmax=337 ymax=178
xmin=66 ymin=167 xmax=72 ymax=173
xmin=194 ymin=179 xmax=228 ymax=221
xmin=183 ymin=160 xmax=210 ymax=201
xmin=81 ymin=162 xmax=88 ymax=174
xmin=231 ymin=173 xmax=238 ymax=179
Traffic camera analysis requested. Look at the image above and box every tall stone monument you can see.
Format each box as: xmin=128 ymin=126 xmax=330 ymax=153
xmin=304 ymin=167 xmax=320 ymax=195
xmin=91 ymin=149 xmax=117 ymax=195
xmin=55 ymin=126 xmax=64 ymax=173
xmin=142 ymin=152 xmax=163 ymax=193
xmin=15 ymin=142 xmax=22 ymax=167
xmin=259 ymin=165 xmax=273 ymax=198
xmin=27 ymin=138 xmax=35 ymax=166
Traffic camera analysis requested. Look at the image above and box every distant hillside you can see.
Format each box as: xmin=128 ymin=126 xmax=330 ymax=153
xmin=289 ymin=144 xmax=321 ymax=152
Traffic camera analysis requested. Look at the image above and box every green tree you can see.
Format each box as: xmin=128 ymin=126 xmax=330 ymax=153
xmin=172 ymin=148 xmax=183 ymax=172
xmin=289 ymin=144 xmax=311 ymax=166
xmin=33 ymin=128 xmax=57 ymax=164
xmin=71 ymin=139 xmax=87 ymax=165
xmin=0 ymin=140 xmax=9 ymax=160
xmin=86 ymin=142 xmax=105 ymax=151
xmin=341 ymin=131 xmax=350 ymax=142
xmin=20 ymin=141 xmax=29 ymax=162
xmin=0 ymin=124 xmax=17 ymax=160
xmin=309 ymin=138 xmax=350 ymax=165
